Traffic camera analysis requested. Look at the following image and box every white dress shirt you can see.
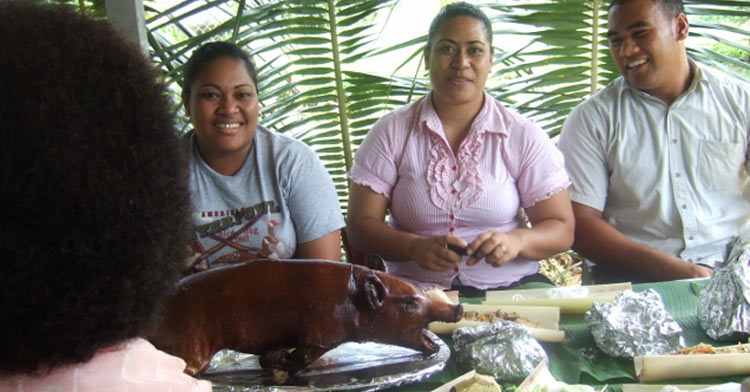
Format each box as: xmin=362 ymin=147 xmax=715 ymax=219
xmin=559 ymin=62 xmax=750 ymax=267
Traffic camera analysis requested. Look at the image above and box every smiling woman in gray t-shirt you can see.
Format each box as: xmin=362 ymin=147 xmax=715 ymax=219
xmin=180 ymin=42 xmax=344 ymax=272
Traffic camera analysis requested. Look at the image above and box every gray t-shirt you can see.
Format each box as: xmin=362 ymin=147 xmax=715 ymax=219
xmin=182 ymin=125 xmax=345 ymax=271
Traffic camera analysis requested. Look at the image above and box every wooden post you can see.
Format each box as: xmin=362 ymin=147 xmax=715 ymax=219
xmin=104 ymin=0 xmax=147 ymax=55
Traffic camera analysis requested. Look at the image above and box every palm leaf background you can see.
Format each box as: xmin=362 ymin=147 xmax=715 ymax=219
xmin=483 ymin=0 xmax=750 ymax=136
xmin=52 ymin=0 xmax=750 ymax=210
xmin=147 ymin=0 xmax=427 ymax=206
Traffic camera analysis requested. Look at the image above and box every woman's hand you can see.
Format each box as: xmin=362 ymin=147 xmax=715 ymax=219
xmin=409 ymin=235 xmax=467 ymax=271
xmin=466 ymin=230 xmax=522 ymax=267
xmin=464 ymin=190 xmax=574 ymax=268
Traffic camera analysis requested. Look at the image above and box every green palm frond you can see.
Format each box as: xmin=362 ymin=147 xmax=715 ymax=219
xmin=482 ymin=0 xmax=749 ymax=136
xmin=484 ymin=0 xmax=612 ymax=137
xmin=685 ymin=1 xmax=750 ymax=80
xmin=146 ymin=0 xmax=420 ymax=207
xmin=144 ymin=0 xmax=750 ymax=212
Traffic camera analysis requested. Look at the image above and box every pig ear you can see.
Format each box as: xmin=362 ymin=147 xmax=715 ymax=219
xmin=366 ymin=254 xmax=387 ymax=271
xmin=363 ymin=273 xmax=386 ymax=311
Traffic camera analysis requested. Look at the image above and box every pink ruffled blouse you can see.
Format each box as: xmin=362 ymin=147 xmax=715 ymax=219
xmin=349 ymin=92 xmax=570 ymax=290
xmin=0 ymin=338 xmax=211 ymax=392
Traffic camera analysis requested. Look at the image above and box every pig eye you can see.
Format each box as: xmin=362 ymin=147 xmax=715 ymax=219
xmin=401 ymin=299 xmax=421 ymax=314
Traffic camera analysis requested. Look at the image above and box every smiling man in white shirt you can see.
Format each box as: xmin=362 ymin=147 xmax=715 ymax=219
xmin=558 ymin=0 xmax=750 ymax=283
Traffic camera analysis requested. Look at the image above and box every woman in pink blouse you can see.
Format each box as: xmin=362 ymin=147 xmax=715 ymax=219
xmin=0 ymin=3 xmax=208 ymax=391
xmin=347 ymin=2 xmax=574 ymax=291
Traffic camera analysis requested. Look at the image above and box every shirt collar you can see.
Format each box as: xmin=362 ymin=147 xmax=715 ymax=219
xmin=683 ymin=58 xmax=704 ymax=95
xmin=416 ymin=91 xmax=507 ymax=137
xmin=619 ymin=58 xmax=704 ymax=102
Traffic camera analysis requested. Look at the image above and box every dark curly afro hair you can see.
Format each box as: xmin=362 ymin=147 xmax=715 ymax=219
xmin=0 ymin=1 xmax=193 ymax=375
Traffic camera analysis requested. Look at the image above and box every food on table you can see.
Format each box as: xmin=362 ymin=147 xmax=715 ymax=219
xmin=635 ymin=342 xmax=750 ymax=382
xmin=586 ymin=289 xmax=684 ymax=358
xmin=429 ymin=304 xmax=564 ymax=342
xmin=518 ymin=360 xmax=603 ymax=392
xmin=450 ymin=372 xmax=502 ymax=392
xmin=531 ymin=381 xmax=597 ymax=392
xmin=657 ymin=384 xmax=743 ymax=392
xmin=147 ymin=259 xmax=463 ymax=383
xmin=674 ymin=343 xmax=750 ymax=355
xmin=453 ymin=320 xmax=547 ymax=382
xmin=433 ymin=370 xmax=501 ymax=392
xmin=462 ymin=309 xmax=541 ymax=328
xmin=623 ymin=384 xmax=740 ymax=392
xmin=426 ymin=288 xmax=456 ymax=304
xmin=484 ymin=282 xmax=631 ymax=313
xmin=698 ymin=237 xmax=750 ymax=341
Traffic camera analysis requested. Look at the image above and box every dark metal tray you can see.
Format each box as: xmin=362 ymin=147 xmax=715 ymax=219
xmin=200 ymin=331 xmax=450 ymax=391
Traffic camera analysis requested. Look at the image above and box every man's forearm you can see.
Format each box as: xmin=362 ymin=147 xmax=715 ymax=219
xmin=573 ymin=211 xmax=708 ymax=281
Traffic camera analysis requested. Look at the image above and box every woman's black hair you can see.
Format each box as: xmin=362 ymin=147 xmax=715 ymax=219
xmin=182 ymin=41 xmax=259 ymax=95
xmin=0 ymin=1 xmax=192 ymax=375
xmin=426 ymin=2 xmax=493 ymax=53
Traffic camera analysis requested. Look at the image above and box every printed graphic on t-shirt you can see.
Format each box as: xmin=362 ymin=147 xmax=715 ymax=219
xmin=186 ymin=200 xmax=290 ymax=272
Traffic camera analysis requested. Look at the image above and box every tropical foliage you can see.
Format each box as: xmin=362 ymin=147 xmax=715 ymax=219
xmin=483 ymin=0 xmax=750 ymax=136
xmin=143 ymin=0 xmax=750 ymax=209
xmin=45 ymin=0 xmax=750 ymax=210
xmin=41 ymin=0 xmax=106 ymax=17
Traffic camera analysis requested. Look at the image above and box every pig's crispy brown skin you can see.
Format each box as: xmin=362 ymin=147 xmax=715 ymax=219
xmin=147 ymin=259 xmax=463 ymax=379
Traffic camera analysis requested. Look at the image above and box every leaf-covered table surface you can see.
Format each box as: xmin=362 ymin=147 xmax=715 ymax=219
xmin=389 ymin=279 xmax=746 ymax=392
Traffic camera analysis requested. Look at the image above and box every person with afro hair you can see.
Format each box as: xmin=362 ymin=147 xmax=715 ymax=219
xmin=0 ymin=2 xmax=210 ymax=391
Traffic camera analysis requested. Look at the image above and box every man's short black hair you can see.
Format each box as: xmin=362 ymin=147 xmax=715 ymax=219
xmin=0 ymin=1 xmax=192 ymax=375
xmin=608 ymin=0 xmax=685 ymax=17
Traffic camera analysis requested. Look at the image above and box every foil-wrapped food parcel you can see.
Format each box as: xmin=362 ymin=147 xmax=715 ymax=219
xmin=453 ymin=319 xmax=548 ymax=382
xmin=585 ymin=289 xmax=685 ymax=358
xmin=698 ymin=237 xmax=750 ymax=340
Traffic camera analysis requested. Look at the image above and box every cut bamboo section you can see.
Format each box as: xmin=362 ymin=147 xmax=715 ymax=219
xmin=483 ymin=283 xmax=632 ymax=313
xmin=634 ymin=352 xmax=750 ymax=382
xmin=428 ymin=304 xmax=564 ymax=342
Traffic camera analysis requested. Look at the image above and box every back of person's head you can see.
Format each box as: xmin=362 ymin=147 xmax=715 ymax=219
xmin=182 ymin=41 xmax=258 ymax=96
xmin=426 ymin=1 xmax=493 ymax=53
xmin=608 ymin=0 xmax=684 ymax=16
xmin=0 ymin=1 xmax=192 ymax=375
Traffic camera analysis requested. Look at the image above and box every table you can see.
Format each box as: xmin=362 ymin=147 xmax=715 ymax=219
xmin=386 ymin=279 xmax=747 ymax=392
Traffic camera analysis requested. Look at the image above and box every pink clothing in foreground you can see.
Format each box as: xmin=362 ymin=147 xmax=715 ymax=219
xmin=0 ymin=338 xmax=211 ymax=392
xmin=349 ymin=92 xmax=570 ymax=290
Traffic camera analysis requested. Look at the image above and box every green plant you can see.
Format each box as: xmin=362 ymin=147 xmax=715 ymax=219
xmin=143 ymin=0 xmax=750 ymax=211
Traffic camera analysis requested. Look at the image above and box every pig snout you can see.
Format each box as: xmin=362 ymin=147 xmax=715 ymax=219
xmin=422 ymin=288 xmax=462 ymax=323
xmin=428 ymin=302 xmax=463 ymax=323
xmin=451 ymin=303 xmax=463 ymax=321
xmin=411 ymin=302 xmax=462 ymax=354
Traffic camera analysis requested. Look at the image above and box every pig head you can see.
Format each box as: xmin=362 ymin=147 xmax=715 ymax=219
xmin=351 ymin=268 xmax=463 ymax=353
xmin=146 ymin=259 xmax=462 ymax=383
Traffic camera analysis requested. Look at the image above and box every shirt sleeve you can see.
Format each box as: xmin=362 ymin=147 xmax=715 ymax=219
xmin=283 ymin=142 xmax=345 ymax=244
xmin=348 ymin=113 xmax=401 ymax=199
xmin=511 ymin=118 xmax=571 ymax=208
xmin=557 ymin=103 xmax=609 ymax=211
